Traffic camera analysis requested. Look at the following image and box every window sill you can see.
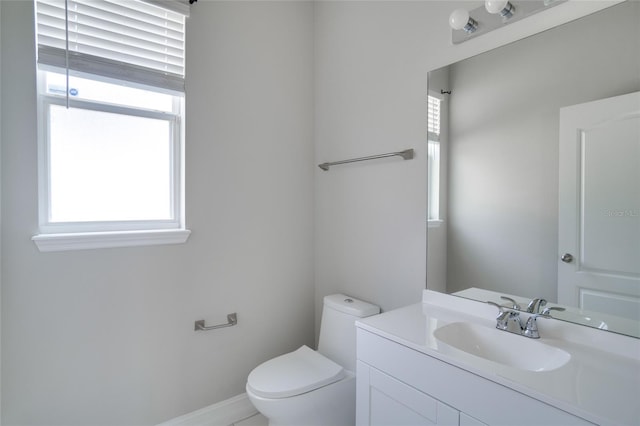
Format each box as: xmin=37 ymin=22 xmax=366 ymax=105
xmin=32 ymin=229 xmax=191 ymax=252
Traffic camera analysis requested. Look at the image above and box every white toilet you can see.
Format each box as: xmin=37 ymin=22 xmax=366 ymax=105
xmin=246 ymin=294 xmax=380 ymax=426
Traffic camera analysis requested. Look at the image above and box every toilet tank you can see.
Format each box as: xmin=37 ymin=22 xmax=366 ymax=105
xmin=317 ymin=294 xmax=380 ymax=372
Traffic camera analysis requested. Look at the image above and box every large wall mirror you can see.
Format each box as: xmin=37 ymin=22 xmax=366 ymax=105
xmin=427 ymin=1 xmax=640 ymax=338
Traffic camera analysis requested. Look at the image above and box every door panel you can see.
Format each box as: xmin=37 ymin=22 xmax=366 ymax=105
xmin=558 ymin=91 xmax=640 ymax=321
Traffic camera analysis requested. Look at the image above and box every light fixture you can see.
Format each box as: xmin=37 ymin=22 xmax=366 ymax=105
xmin=485 ymin=0 xmax=515 ymax=19
xmin=449 ymin=9 xmax=478 ymax=34
xmin=449 ymin=0 xmax=567 ymax=44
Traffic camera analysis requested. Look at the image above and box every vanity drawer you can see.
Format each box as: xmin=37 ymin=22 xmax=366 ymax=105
xmin=357 ymin=329 xmax=595 ymax=426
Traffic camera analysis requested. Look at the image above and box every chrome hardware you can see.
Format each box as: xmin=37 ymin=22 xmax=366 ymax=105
xmin=526 ymin=298 xmax=547 ymax=313
xmin=541 ymin=306 xmax=566 ymax=316
xmin=487 ymin=301 xmax=509 ymax=329
xmin=488 ymin=301 xmax=554 ymax=339
xmin=500 ymin=296 xmax=521 ymax=310
xmin=561 ymin=253 xmax=574 ymax=263
xmin=523 ymin=313 xmax=551 ymax=339
xmin=487 ymin=301 xmax=524 ymax=334
xmin=194 ymin=313 xmax=237 ymax=331
xmin=451 ymin=0 xmax=567 ymax=45
xmin=318 ymin=149 xmax=414 ymax=171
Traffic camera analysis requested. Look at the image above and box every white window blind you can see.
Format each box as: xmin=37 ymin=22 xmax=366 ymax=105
xmin=427 ymin=140 xmax=440 ymax=221
xmin=35 ymin=0 xmax=189 ymax=93
xmin=428 ymin=95 xmax=441 ymax=141
xmin=427 ymin=94 xmax=442 ymax=222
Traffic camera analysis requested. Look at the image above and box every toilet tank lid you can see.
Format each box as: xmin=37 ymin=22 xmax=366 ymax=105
xmin=324 ymin=294 xmax=380 ymax=318
xmin=247 ymin=345 xmax=345 ymax=399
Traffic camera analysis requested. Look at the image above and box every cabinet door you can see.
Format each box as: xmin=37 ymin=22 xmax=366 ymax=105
xmin=366 ymin=365 xmax=459 ymax=426
xmin=358 ymin=329 xmax=596 ymax=426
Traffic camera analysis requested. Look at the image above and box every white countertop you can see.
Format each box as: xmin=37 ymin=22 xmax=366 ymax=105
xmin=356 ymin=290 xmax=640 ymax=426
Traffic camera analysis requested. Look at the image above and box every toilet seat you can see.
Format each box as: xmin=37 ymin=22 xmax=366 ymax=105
xmin=247 ymin=345 xmax=345 ymax=399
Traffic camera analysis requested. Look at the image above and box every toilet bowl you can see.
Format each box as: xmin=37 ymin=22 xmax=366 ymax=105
xmin=246 ymin=346 xmax=356 ymax=426
xmin=246 ymin=294 xmax=380 ymax=426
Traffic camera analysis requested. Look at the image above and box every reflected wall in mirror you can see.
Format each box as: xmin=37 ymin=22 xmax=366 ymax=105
xmin=427 ymin=1 xmax=640 ymax=338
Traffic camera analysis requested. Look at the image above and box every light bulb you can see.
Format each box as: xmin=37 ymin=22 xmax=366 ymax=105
xmin=449 ymin=9 xmax=477 ymax=33
xmin=449 ymin=9 xmax=469 ymax=30
xmin=485 ymin=0 xmax=507 ymax=14
xmin=485 ymin=0 xmax=515 ymax=18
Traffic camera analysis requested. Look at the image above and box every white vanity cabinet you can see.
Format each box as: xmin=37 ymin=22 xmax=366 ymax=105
xmin=357 ymin=360 xmax=484 ymax=426
xmin=356 ymin=328 xmax=595 ymax=426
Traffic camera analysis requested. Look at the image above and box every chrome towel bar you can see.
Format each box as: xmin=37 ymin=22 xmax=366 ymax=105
xmin=318 ymin=149 xmax=414 ymax=171
xmin=194 ymin=313 xmax=237 ymax=331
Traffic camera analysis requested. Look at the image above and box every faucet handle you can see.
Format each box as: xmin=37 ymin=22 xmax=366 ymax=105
xmin=487 ymin=301 xmax=506 ymax=316
xmin=541 ymin=306 xmax=565 ymax=316
xmin=500 ymin=296 xmax=521 ymax=310
xmin=487 ymin=301 xmax=515 ymax=330
xmin=526 ymin=298 xmax=547 ymax=313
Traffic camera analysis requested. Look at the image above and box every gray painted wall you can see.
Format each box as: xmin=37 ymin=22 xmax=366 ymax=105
xmin=1 ymin=2 xmax=314 ymax=424
xmin=313 ymin=0 xmax=620 ymax=334
xmin=0 ymin=3 xmax=3 ymax=420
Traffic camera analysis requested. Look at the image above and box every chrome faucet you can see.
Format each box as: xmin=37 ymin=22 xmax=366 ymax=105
xmin=526 ymin=298 xmax=547 ymax=313
xmin=523 ymin=314 xmax=544 ymax=338
xmin=523 ymin=307 xmax=565 ymax=338
xmin=487 ymin=301 xmax=525 ymax=334
xmin=488 ymin=301 xmax=566 ymax=339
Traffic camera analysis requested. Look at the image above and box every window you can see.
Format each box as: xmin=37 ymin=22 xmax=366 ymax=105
xmin=428 ymin=94 xmax=442 ymax=223
xmin=32 ymin=0 xmax=190 ymax=251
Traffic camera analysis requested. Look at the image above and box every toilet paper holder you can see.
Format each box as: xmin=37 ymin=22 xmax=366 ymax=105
xmin=194 ymin=313 xmax=237 ymax=331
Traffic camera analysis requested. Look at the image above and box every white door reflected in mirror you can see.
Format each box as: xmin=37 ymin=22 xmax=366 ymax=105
xmin=558 ymin=91 xmax=640 ymax=322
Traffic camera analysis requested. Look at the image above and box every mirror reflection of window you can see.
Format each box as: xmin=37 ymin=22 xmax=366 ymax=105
xmin=428 ymin=94 xmax=443 ymax=223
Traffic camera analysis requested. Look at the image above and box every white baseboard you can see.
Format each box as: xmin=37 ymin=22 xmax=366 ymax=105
xmin=157 ymin=393 xmax=258 ymax=426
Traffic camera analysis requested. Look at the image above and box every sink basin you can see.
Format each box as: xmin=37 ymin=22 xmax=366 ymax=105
xmin=433 ymin=321 xmax=571 ymax=372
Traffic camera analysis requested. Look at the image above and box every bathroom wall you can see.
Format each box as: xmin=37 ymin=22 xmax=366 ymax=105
xmin=313 ymin=0 xmax=621 ymax=332
xmin=0 ymin=4 xmax=3 ymax=421
xmin=314 ymin=0 xmax=431 ymax=322
xmin=0 ymin=1 xmax=314 ymax=424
